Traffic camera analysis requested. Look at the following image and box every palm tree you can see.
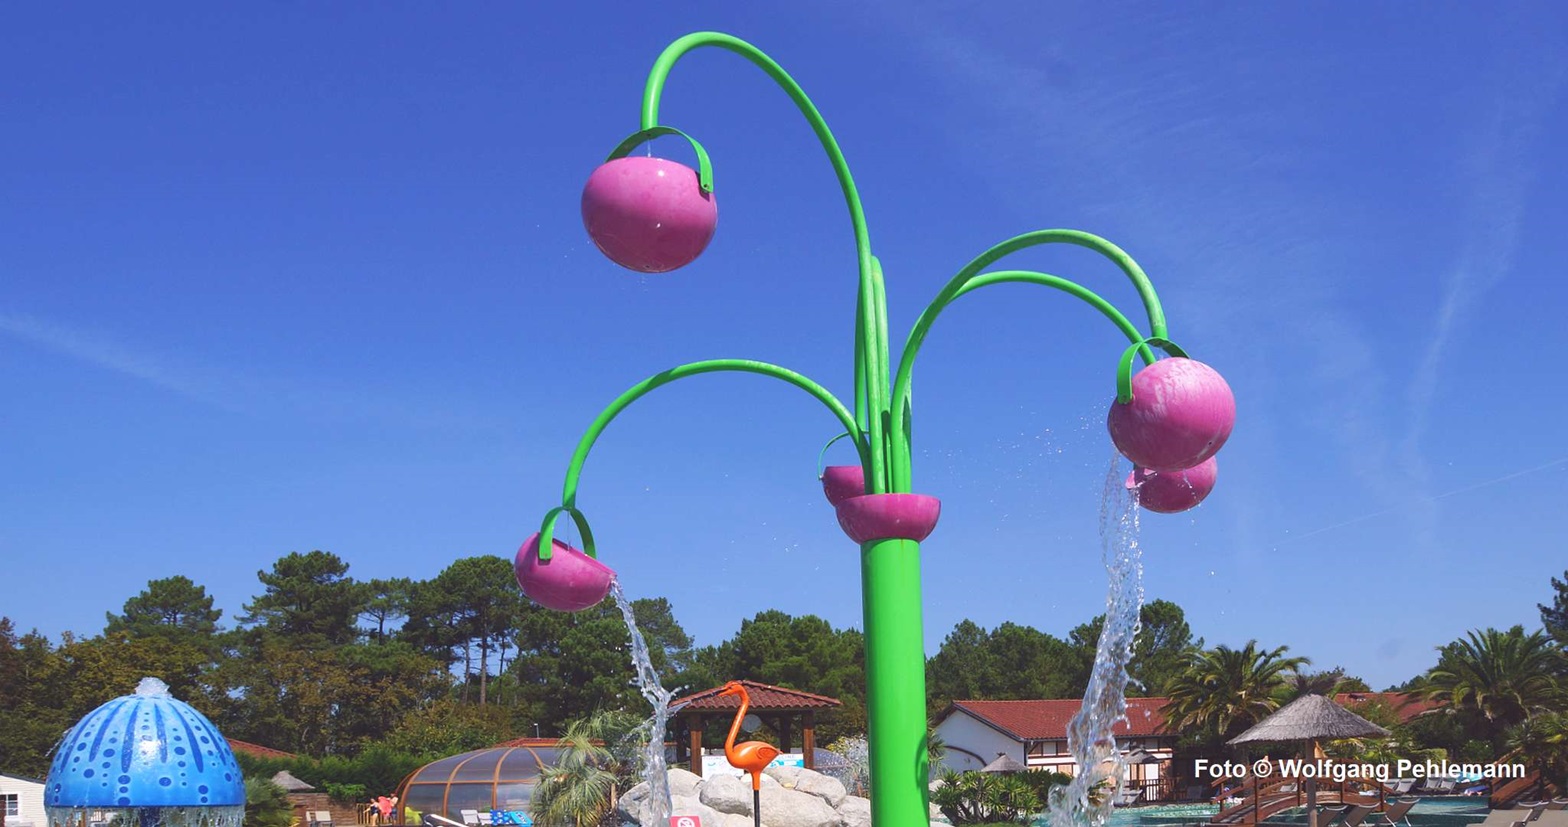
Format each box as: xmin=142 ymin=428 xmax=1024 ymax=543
xmin=1421 ymin=627 xmax=1563 ymax=733
xmin=531 ymin=709 xmax=641 ymax=827
xmin=1505 ymin=712 xmax=1568 ymax=797
xmin=1162 ymin=641 xmax=1309 ymax=744
xmin=1280 ymin=669 xmax=1347 ymax=703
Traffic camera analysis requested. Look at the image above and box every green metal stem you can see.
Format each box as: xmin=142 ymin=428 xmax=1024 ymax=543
xmin=638 ymin=31 xmax=891 ymax=493
xmin=888 ymin=231 xmax=1169 ymax=489
xmin=861 ymin=537 xmax=931 ymax=827
xmin=559 ymin=359 xmax=864 ymax=509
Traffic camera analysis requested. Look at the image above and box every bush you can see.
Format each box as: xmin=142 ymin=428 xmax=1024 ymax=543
xmin=931 ymin=770 xmax=1041 ymax=825
xmin=245 ymin=778 xmax=296 ymax=827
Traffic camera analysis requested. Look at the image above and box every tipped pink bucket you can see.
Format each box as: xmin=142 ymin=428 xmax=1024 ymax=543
xmin=1126 ymin=456 xmax=1217 ymax=514
xmin=1108 ymin=357 xmax=1235 ymax=472
xmin=821 ymin=465 xmax=865 ymax=507
xmin=835 ymin=493 xmax=941 ymax=544
xmin=514 ymin=533 xmax=616 ymax=612
xmin=581 ymin=156 xmax=717 ymax=273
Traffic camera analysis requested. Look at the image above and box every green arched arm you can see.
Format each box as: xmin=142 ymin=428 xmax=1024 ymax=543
xmin=887 ymin=229 xmax=1170 ymax=488
xmin=557 ymin=359 xmax=865 ymax=512
xmin=638 ymin=32 xmax=892 ymax=492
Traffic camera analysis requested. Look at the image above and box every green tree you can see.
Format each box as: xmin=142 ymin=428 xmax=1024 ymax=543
xmin=406 ymin=556 xmax=527 ymax=705
xmin=360 ymin=577 xmax=414 ymax=643
xmin=684 ymin=610 xmax=867 ymax=741
xmin=383 ymin=698 xmax=518 ymax=759
xmin=240 ymin=551 xmax=365 ymax=647
xmin=0 ymin=619 xmax=73 ymax=777
xmin=531 ymin=709 xmax=642 ymax=827
xmin=1162 ymin=641 xmax=1309 ymax=746
xmin=1541 ymin=571 xmax=1568 ymax=648
xmin=1421 ymin=626 xmax=1564 ymax=738
xmin=105 ymin=575 xmax=224 ymax=642
xmin=245 ymin=778 xmax=296 ymax=827
xmin=1067 ymin=599 xmax=1200 ymax=698
xmin=925 ymin=619 xmax=1077 ymax=715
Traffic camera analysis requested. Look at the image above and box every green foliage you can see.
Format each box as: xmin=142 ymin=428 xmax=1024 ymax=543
xmin=683 ymin=609 xmax=866 ymax=742
xmin=1541 ymin=570 xmax=1568 ymax=648
xmin=932 ymin=770 xmax=1040 ymax=825
xmin=235 ymin=743 xmax=426 ymax=799
xmin=531 ymin=710 xmax=641 ymax=827
xmin=245 ymin=778 xmax=296 ymax=827
xmin=401 ymin=556 xmax=527 ymax=705
xmin=1067 ymin=599 xmax=1201 ymax=700
xmin=323 ymin=782 xmax=368 ymax=803
xmin=1421 ymin=626 xmax=1564 ymax=742
xmin=105 ymin=575 xmax=224 ymax=645
xmin=1161 ymin=640 xmax=1309 ymax=752
xmin=382 ymin=698 xmax=518 ymax=759
xmin=240 ymin=550 xmax=366 ymax=647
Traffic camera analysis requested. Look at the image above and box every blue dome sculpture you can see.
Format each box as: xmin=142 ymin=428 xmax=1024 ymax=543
xmin=45 ymin=678 xmax=245 ymax=827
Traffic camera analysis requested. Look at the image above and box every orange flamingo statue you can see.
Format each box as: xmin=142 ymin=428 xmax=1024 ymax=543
xmin=718 ymin=681 xmax=779 ymax=827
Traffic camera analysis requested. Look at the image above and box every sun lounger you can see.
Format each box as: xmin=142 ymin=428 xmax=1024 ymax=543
xmin=459 ymin=811 xmax=482 ymax=827
xmin=1531 ymin=813 xmax=1568 ymax=827
xmin=1521 ymin=803 xmax=1551 ymax=823
xmin=1392 ymin=779 xmax=1417 ymax=795
xmin=1548 ymin=801 xmax=1568 ymax=811
xmin=1319 ymin=805 xmax=1351 ymax=827
xmin=311 ymin=812 xmax=335 ymax=827
xmin=424 ymin=816 xmax=466 ymax=827
xmin=1371 ymin=796 xmax=1421 ymax=827
xmin=1342 ymin=804 xmax=1379 ymax=827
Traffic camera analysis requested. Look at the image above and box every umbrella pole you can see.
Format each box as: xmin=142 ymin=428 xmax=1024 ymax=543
xmin=1306 ymin=740 xmax=1318 ymax=827
xmin=753 ymin=786 xmax=761 ymax=827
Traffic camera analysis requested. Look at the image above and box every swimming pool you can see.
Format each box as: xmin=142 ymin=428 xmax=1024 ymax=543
xmin=1071 ymin=797 xmax=1491 ymax=827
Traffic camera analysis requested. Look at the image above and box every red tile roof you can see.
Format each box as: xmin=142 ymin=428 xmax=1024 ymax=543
xmin=947 ymin=699 xmax=1171 ymax=740
xmin=1333 ymin=692 xmax=1439 ymax=724
xmin=227 ymin=738 xmax=297 ymax=759
xmin=945 ymin=694 xmax=1445 ymax=741
xmin=669 ymin=680 xmax=842 ymax=712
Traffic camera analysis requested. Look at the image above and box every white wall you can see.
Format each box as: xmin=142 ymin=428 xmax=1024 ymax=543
xmin=0 ymin=775 xmax=46 ymax=827
xmin=934 ymin=711 xmax=1022 ymax=774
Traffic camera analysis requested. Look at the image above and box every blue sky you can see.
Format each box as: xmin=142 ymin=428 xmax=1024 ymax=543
xmin=3 ymin=3 xmax=1566 ymax=693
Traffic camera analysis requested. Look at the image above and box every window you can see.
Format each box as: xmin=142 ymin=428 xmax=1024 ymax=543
xmin=4 ymin=793 xmax=19 ymax=817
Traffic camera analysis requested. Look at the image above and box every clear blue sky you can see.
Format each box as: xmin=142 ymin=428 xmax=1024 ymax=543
xmin=3 ymin=3 xmax=1565 ymax=693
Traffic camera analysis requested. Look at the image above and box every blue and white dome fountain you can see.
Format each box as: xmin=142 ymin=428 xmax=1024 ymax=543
xmin=45 ymin=678 xmax=245 ymax=827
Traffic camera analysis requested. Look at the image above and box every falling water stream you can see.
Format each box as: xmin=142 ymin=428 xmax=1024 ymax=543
xmin=609 ymin=580 xmax=675 ymax=825
xmin=1046 ymin=454 xmax=1146 ymax=827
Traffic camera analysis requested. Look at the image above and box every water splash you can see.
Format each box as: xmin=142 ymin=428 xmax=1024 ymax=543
xmin=1047 ymin=453 xmax=1144 ymax=827
xmin=610 ymin=580 xmax=674 ymax=825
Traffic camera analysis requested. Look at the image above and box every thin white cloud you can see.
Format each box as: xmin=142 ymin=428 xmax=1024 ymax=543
xmin=0 ymin=309 xmax=494 ymax=430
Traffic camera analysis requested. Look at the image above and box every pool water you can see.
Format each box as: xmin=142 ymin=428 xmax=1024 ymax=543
xmin=1073 ymin=797 xmax=1490 ymax=827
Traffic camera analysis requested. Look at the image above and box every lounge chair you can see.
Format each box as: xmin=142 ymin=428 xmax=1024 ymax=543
xmin=1371 ymin=796 xmax=1421 ymax=827
xmin=459 ymin=811 xmax=482 ymax=827
xmin=1532 ymin=812 xmax=1568 ymax=827
xmin=1549 ymin=801 xmax=1568 ymax=811
xmin=1521 ymin=803 xmax=1551 ymax=823
xmin=1392 ymin=779 xmax=1417 ymax=795
xmin=1318 ymin=805 xmax=1351 ymax=827
xmin=1114 ymin=788 xmax=1143 ymax=807
xmin=477 ymin=814 xmax=493 ymax=827
xmin=1342 ymin=804 xmax=1380 ymax=827
xmin=311 ymin=812 xmax=335 ymax=827
xmin=424 ymin=816 xmax=466 ymax=827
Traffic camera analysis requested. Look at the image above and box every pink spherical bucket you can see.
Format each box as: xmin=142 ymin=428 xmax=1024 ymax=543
xmin=835 ymin=493 xmax=942 ymax=544
xmin=581 ymin=156 xmax=717 ymax=273
xmin=514 ymin=533 xmax=616 ymax=612
xmin=1108 ymin=357 xmax=1235 ymax=472
xmin=821 ymin=465 xmax=865 ymax=507
xmin=1126 ymin=456 xmax=1218 ymax=514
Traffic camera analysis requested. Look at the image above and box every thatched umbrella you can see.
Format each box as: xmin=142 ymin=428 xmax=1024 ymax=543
xmin=1229 ymin=695 xmax=1390 ymax=827
xmin=981 ymin=753 xmax=1028 ymax=773
xmin=271 ymin=770 xmax=316 ymax=792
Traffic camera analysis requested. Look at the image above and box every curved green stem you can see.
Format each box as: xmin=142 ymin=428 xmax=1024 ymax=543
xmin=559 ymin=359 xmax=865 ymax=509
xmin=889 ymin=257 xmax=1165 ymax=488
xmin=639 ymin=31 xmax=890 ymax=492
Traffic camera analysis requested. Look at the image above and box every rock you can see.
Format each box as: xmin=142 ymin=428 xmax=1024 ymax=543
xmin=620 ymin=787 xmax=724 ymax=826
xmin=623 ymin=780 xmax=651 ymax=804
xmin=670 ymin=795 xmax=726 ymax=827
xmin=760 ymin=772 xmax=781 ymax=788
xmin=668 ymin=767 xmax=703 ymax=798
xmin=757 ymin=787 xmax=843 ymax=827
xmin=765 ymin=765 xmax=806 ymax=788
xmin=928 ymin=778 xmax=946 ymax=792
xmin=720 ymin=815 xmax=753 ymax=827
xmin=930 ymin=802 xmax=949 ymax=823
xmin=837 ymin=795 xmax=871 ymax=827
xmin=700 ymin=774 xmax=755 ymax=816
xmin=793 ymin=770 xmax=847 ymax=808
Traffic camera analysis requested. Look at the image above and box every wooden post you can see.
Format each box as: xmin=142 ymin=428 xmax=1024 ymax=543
xmin=803 ymin=710 xmax=817 ymax=769
xmin=778 ymin=716 xmax=793 ymax=756
xmin=691 ymin=714 xmax=705 ymax=776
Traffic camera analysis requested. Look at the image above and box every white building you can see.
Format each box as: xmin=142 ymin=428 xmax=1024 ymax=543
xmin=932 ymin=699 xmax=1178 ymax=801
xmin=0 ymin=774 xmax=46 ymax=827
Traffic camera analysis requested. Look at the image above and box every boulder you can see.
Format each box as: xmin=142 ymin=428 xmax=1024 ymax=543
xmin=793 ymin=770 xmax=847 ymax=808
xmin=764 ymin=764 xmax=805 ymax=788
xmin=619 ymin=786 xmax=724 ymax=827
xmin=700 ymin=774 xmax=755 ymax=816
xmin=720 ymin=815 xmax=753 ymax=827
xmin=837 ymin=795 xmax=871 ymax=827
xmin=668 ymin=767 xmax=703 ymax=798
xmin=757 ymin=787 xmax=843 ymax=827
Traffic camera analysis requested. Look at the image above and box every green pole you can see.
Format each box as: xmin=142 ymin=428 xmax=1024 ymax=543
xmin=861 ymin=538 xmax=930 ymax=826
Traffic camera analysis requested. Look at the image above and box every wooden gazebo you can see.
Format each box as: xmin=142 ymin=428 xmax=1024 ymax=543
xmin=668 ymin=680 xmax=841 ymax=775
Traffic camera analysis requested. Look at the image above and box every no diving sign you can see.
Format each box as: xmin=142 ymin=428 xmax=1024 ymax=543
xmin=670 ymin=817 xmax=702 ymax=827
